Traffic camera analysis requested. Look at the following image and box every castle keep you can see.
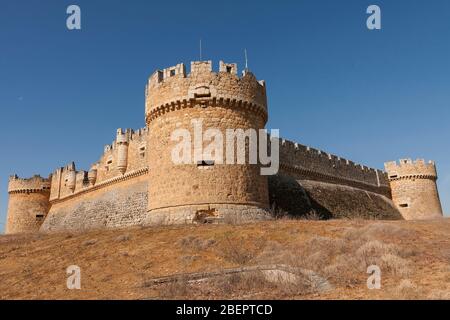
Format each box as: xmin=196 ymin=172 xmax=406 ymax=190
xmin=146 ymin=61 xmax=270 ymax=224
xmin=5 ymin=60 xmax=444 ymax=234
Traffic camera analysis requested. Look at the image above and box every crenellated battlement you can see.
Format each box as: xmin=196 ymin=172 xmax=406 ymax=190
xmin=48 ymin=127 xmax=148 ymax=202
xmin=279 ymin=138 xmax=389 ymax=190
xmin=145 ymin=60 xmax=267 ymax=124
xmin=103 ymin=127 xmax=148 ymax=154
xmin=281 ymin=138 xmax=378 ymax=171
xmin=384 ymin=158 xmax=437 ymax=181
xmin=83 ymin=127 xmax=147 ymax=168
xmin=130 ymin=127 xmax=148 ymax=139
xmin=116 ymin=128 xmax=131 ymax=144
xmin=148 ymin=63 xmax=187 ymax=87
xmin=8 ymin=174 xmax=51 ymax=194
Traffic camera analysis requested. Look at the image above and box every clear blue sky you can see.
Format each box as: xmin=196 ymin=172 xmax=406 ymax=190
xmin=1 ymin=0 xmax=449 ymax=232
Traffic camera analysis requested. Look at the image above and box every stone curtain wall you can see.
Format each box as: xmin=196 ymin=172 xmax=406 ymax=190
xmin=268 ymin=175 xmax=402 ymax=220
xmin=279 ymin=139 xmax=391 ymax=197
xmin=41 ymin=174 xmax=148 ymax=232
xmin=274 ymin=140 xmax=401 ymax=219
xmin=39 ymin=127 xmax=150 ymax=233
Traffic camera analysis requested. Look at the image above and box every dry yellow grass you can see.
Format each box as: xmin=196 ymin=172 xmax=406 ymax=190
xmin=0 ymin=218 xmax=448 ymax=300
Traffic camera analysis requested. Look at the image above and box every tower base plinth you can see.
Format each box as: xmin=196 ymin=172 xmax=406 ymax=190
xmin=144 ymin=203 xmax=271 ymax=226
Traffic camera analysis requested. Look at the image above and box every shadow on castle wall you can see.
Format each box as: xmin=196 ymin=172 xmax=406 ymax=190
xmin=268 ymin=174 xmax=403 ymax=220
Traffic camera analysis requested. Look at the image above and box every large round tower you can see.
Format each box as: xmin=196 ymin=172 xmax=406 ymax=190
xmin=145 ymin=60 xmax=270 ymax=224
xmin=384 ymin=159 xmax=443 ymax=220
xmin=6 ymin=175 xmax=51 ymax=234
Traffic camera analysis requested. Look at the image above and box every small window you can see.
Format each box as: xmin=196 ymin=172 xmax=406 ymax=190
xmin=170 ymin=69 xmax=176 ymax=77
xmin=389 ymin=175 xmax=398 ymax=179
xmin=399 ymin=203 xmax=409 ymax=208
xmin=36 ymin=214 xmax=44 ymax=219
xmin=197 ymin=160 xmax=215 ymax=167
xmin=107 ymin=160 xmax=113 ymax=165
xmin=139 ymin=146 xmax=146 ymax=158
xmin=226 ymin=66 xmax=232 ymax=73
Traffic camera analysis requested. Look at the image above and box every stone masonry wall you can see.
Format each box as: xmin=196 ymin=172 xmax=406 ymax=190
xmin=279 ymin=139 xmax=391 ymax=197
xmin=268 ymin=174 xmax=402 ymax=220
xmin=147 ymin=107 xmax=269 ymax=210
xmin=49 ymin=128 xmax=147 ymax=202
xmin=146 ymin=61 xmax=267 ymax=120
xmin=6 ymin=175 xmax=51 ymax=234
xmin=8 ymin=175 xmax=51 ymax=193
xmin=6 ymin=192 xmax=51 ymax=233
xmin=271 ymin=139 xmax=401 ymax=219
xmin=96 ymin=128 xmax=147 ymax=183
xmin=385 ymin=159 xmax=443 ymax=220
xmin=388 ymin=178 xmax=442 ymax=220
xmin=145 ymin=61 xmax=270 ymax=222
xmin=41 ymin=174 xmax=148 ymax=232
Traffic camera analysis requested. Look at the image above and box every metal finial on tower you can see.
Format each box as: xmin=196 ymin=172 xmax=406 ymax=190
xmin=244 ymin=48 xmax=248 ymax=70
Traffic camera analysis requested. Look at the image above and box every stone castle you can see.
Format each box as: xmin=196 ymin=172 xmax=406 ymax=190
xmin=4 ymin=60 xmax=444 ymax=234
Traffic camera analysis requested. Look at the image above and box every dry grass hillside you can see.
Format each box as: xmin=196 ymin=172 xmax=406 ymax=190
xmin=0 ymin=218 xmax=449 ymax=300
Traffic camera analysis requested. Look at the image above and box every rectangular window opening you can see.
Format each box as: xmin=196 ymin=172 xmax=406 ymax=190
xmin=399 ymin=203 xmax=409 ymax=208
xmin=389 ymin=175 xmax=398 ymax=179
xmin=197 ymin=160 xmax=215 ymax=167
xmin=226 ymin=66 xmax=232 ymax=73
xmin=170 ymin=69 xmax=176 ymax=77
xmin=139 ymin=146 xmax=146 ymax=158
xmin=157 ymin=71 xmax=163 ymax=83
xmin=194 ymin=92 xmax=211 ymax=99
